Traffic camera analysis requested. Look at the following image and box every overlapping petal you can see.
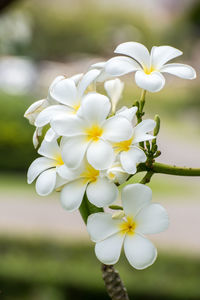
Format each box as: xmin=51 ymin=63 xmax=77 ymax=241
xmin=102 ymin=116 xmax=133 ymax=142
xmin=133 ymin=119 xmax=156 ymax=144
xmin=51 ymin=115 xmax=86 ymax=136
xmin=35 ymin=168 xmax=57 ymax=196
xmin=120 ymin=146 xmax=146 ymax=174
xmin=27 ymin=157 xmax=55 ymax=184
xmin=122 ymin=184 xmax=152 ymax=217
xmin=124 ymin=234 xmax=157 ymax=269
xmin=38 ymin=140 xmax=60 ymax=160
xmin=150 ymin=46 xmax=183 ymax=69
xmin=50 ymin=78 xmax=77 ymax=106
xmin=135 ymin=203 xmax=169 ymax=234
xmin=87 ymin=177 xmax=118 ymax=207
xmin=35 ymin=105 xmax=72 ymax=127
xmin=95 ymin=233 xmax=124 ymax=265
xmin=105 ymin=56 xmax=141 ymax=76
xmin=135 ymin=70 xmax=165 ymax=92
xmin=87 ymin=140 xmax=114 ymax=170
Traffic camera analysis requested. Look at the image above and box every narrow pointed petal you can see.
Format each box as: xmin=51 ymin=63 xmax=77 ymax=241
xmin=51 ymin=115 xmax=86 ymax=136
xmin=115 ymin=42 xmax=150 ymax=69
xmin=150 ymin=46 xmax=182 ymax=69
xmin=120 ymin=147 xmax=146 ymax=174
xmin=104 ymin=78 xmax=124 ymax=113
xmin=77 ymin=69 xmax=101 ymax=97
xmin=160 ymin=63 xmax=196 ymax=79
xmin=87 ymin=140 xmax=114 ymax=170
xmin=61 ymin=136 xmax=89 ymax=169
xmin=38 ymin=139 xmax=60 ymax=160
xmin=105 ymin=56 xmax=141 ymax=76
xmin=36 ymin=168 xmax=57 ymax=196
xmin=35 ymin=105 xmax=72 ymax=127
xmin=116 ymin=106 xmax=138 ymax=123
xmin=81 ymin=93 xmax=111 ymax=124
xmin=135 ymin=70 xmax=165 ymax=92
xmin=87 ymin=212 xmax=121 ymax=242
xmin=87 ymin=178 xmax=118 ymax=207
xmin=33 ymin=127 xmax=43 ymax=149
xmin=27 ymin=157 xmax=55 ymax=184
xmin=95 ymin=233 xmax=124 ymax=265
xmin=133 ymin=119 xmax=156 ymax=144
xmin=135 ymin=203 xmax=169 ymax=235
xmin=44 ymin=128 xmax=58 ymax=143
xmin=102 ymin=116 xmax=133 ymax=142
xmin=124 ymin=234 xmax=157 ymax=269
xmin=50 ymin=78 xmax=78 ymax=106
xmin=122 ymin=184 xmax=152 ymax=217
xmin=60 ymin=179 xmax=87 ymax=211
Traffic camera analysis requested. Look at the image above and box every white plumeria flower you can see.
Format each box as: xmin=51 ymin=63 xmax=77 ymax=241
xmin=51 ymin=92 xmax=133 ymax=170
xmin=87 ymin=183 xmax=169 ymax=269
xmin=105 ymin=42 xmax=196 ymax=92
xmin=27 ymin=140 xmax=66 ymax=196
xmin=34 ymin=69 xmax=100 ymax=131
xmin=59 ymin=160 xmax=119 ymax=211
xmin=114 ymin=106 xmax=155 ymax=174
xmin=104 ymin=78 xmax=124 ymax=114
xmin=90 ymin=61 xmax=115 ymax=82
xmin=106 ymin=160 xmax=129 ymax=184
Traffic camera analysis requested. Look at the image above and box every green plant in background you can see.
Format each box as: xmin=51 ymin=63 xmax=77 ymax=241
xmin=24 ymin=41 xmax=200 ymax=300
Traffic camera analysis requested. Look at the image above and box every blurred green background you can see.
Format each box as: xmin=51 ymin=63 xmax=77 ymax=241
xmin=0 ymin=0 xmax=200 ymax=299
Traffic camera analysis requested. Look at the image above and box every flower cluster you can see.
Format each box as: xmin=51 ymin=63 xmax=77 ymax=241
xmin=25 ymin=42 xmax=195 ymax=269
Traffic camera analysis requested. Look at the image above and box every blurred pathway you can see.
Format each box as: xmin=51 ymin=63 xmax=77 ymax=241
xmin=0 ymin=195 xmax=199 ymax=255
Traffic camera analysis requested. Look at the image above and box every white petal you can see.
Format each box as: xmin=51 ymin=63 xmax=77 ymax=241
xmin=107 ymin=163 xmax=128 ymax=184
xmin=95 ymin=233 xmax=124 ymax=265
xmin=87 ymin=140 xmax=114 ymax=170
xmin=135 ymin=70 xmax=165 ymax=92
xmin=36 ymin=168 xmax=57 ymax=196
xmin=90 ymin=61 xmax=106 ymax=70
xmin=160 ymin=63 xmax=196 ymax=79
xmin=116 ymin=106 xmax=138 ymax=123
xmin=61 ymin=136 xmax=89 ymax=169
xmin=70 ymin=73 xmax=83 ymax=84
xmin=81 ymin=93 xmax=111 ymax=124
xmin=135 ymin=203 xmax=169 ymax=235
xmin=124 ymin=234 xmax=157 ymax=269
xmin=104 ymin=78 xmax=124 ymax=113
xmin=57 ymin=164 xmax=80 ymax=181
xmin=102 ymin=116 xmax=133 ymax=142
xmin=120 ymin=147 xmax=146 ymax=174
xmin=87 ymin=177 xmax=118 ymax=207
xmin=105 ymin=56 xmax=141 ymax=76
xmin=32 ymin=127 xmax=43 ymax=149
xmin=55 ymin=174 xmax=68 ymax=189
xmin=27 ymin=157 xmax=55 ymax=184
xmin=35 ymin=105 xmax=72 ymax=127
xmin=77 ymin=69 xmax=101 ymax=97
xmin=50 ymin=78 xmax=78 ymax=106
xmin=44 ymin=128 xmax=58 ymax=142
xmin=87 ymin=212 xmax=122 ymax=242
xmin=51 ymin=115 xmax=86 ymax=136
xmin=24 ymin=99 xmax=48 ymax=125
xmin=60 ymin=179 xmax=87 ymax=212
xmin=38 ymin=139 xmax=60 ymax=160
xmin=150 ymin=46 xmax=182 ymax=69
xmin=122 ymin=183 xmax=152 ymax=217
xmin=133 ymin=119 xmax=156 ymax=144
xmin=115 ymin=42 xmax=150 ymax=69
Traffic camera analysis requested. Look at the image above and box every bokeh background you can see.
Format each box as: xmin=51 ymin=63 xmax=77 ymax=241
xmin=0 ymin=0 xmax=200 ymax=299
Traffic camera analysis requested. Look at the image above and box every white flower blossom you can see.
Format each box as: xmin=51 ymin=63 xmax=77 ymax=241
xmin=105 ymin=42 xmax=196 ymax=92
xmin=87 ymin=183 xmax=169 ymax=269
xmin=114 ymin=107 xmax=155 ymax=174
xmin=59 ymin=160 xmax=119 ymax=211
xmin=27 ymin=140 xmax=66 ymax=196
xmin=51 ymin=92 xmax=133 ymax=170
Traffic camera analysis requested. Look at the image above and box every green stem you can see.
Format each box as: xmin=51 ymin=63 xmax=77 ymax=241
xmin=137 ymin=162 xmax=200 ymax=176
xmin=140 ymin=171 xmax=154 ymax=184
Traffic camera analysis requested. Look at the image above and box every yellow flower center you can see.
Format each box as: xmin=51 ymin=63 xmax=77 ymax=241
xmin=72 ymin=102 xmax=81 ymax=113
xmin=81 ymin=164 xmax=99 ymax=184
xmin=113 ymin=137 xmax=133 ymax=153
xmin=143 ymin=65 xmax=156 ymax=75
xmin=85 ymin=124 xmax=103 ymax=142
xmin=55 ymin=154 xmax=64 ymax=166
xmin=119 ymin=216 xmax=136 ymax=236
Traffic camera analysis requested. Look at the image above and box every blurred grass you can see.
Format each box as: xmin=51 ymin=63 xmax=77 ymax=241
xmin=0 ymin=235 xmax=199 ymax=300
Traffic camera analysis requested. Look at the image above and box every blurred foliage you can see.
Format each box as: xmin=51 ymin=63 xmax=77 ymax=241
xmin=0 ymin=235 xmax=200 ymax=299
xmin=0 ymin=92 xmax=37 ymax=171
xmin=1 ymin=0 xmax=154 ymax=60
